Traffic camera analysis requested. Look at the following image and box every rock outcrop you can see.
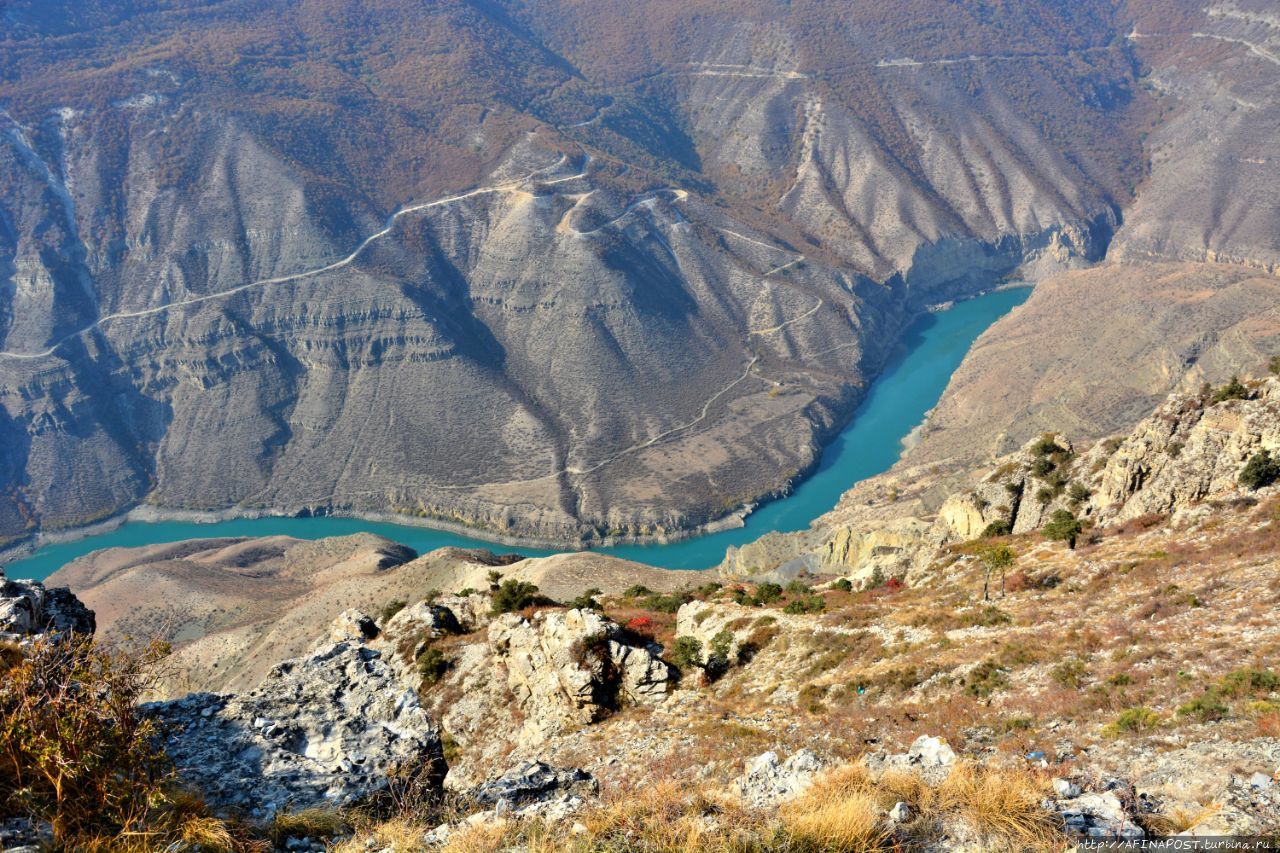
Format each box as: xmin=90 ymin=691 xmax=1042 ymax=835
xmin=147 ymin=641 xmax=447 ymax=818
xmin=470 ymin=761 xmax=598 ymax=820
xmin=675 ymin=600 xmax=768 ymax=664
xmin=1090 ymin=377 xmax=1280 ymax=523
xmin=487 ymin=608 xmax=673 ymax=745
xmin=711 ymin=375 xmax=1280 ymax=590
xmin=0 ymin=568 xmax=94 ymax=643
xmin=1055 ymin=789 xmax=1146 ymax=842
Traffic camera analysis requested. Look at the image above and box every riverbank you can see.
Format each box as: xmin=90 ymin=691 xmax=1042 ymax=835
xmin=2 ymin=288 xmax=1031 ymax=581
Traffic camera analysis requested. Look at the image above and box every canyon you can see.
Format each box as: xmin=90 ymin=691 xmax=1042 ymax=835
xmin=0 ymin=0 xmax=1169 ymax=549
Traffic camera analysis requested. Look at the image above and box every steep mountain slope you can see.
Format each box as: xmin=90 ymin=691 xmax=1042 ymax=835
xmin=906 ymin=262 xmax=1280 ymax=468
xmin=1114 ymin=0 xmax=1280 ymax=270
xmin=0 ymin=0 xmax=1211 ymax=550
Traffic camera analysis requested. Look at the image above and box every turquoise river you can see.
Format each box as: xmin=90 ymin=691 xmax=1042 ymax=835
xmin=4 ymin=287 xmax=1029 ymax=581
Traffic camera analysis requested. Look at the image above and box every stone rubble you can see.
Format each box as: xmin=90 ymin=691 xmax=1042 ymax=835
xmin=907 ymin=735 xmax=958 ymax=769
xmin=145 ymin=640 xmax=447 ymax=818
xmin=1055 ymin=790 xmax=1146 ymax=841
xmin=733 ymin=749 xmax=826 ymax=808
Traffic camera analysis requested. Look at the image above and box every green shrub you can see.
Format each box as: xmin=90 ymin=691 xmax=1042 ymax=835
xmin=640 ymin=592 xmax=690 ymax=613
xmin=1042 ymin=510 xmax=1083 ymax=548
xmin=751 ymin=583 xmax=784 ymax=605
xmin=1051 ymin=657 xmax=1090 ymax=690
xmin=1103 ymin=706 xmax=1161 ymax=736
xmin=964 ymin=605 xmax=1012 ymax=627
xmin=568 ymin=587 xmax=603 ymax=610
xmin=784 ymin=580 xmax=811 ymax=595
xmin=1031 ymin=435 xmax=1061 ymax=456
xmin=622 ymin=584 xmax=652 ymax=598
xmin=1029 ymin=457 xmax=1056 ymax=478
xmin=1239 ymin=450 xmax=1280 ymax=491
xmin=981 ymin=519 xmax=1012 ymax=538
xmin=783 ymin=595 xmax=826 ymax=615
xmin=668 ymin=636 xmax=703 ymax=670
xmin=831 ymin=578 xmax=853 ymax=592
xmin=491 ymin=579 xmax=541 ymax=614
xmin=1270 ymin=355 xmax=1280 ymax=375
xmin=997 ymin=642 xmax=1041 ymax=668
xmin=1217 ymin=668 xmax=1279 ymax=697
xmin=1068 ymin=483 xmax=1091 ymax=505
xmin=1177 ymin=693 xmax=1229 ymax=722
xmin=1212 ymin=375 xmax=1250 ymax=403
xmin=708 ymin=630 xmax=734 ymax=659
xmin=705 ymin=630 xmax=735 ymax=680
xmin=965 ymin=659 xmax=1009 ymax=698
xmin=416 ymin=645 xmax=451 ymax=686
xmin=379 ymin=599 xmax=408 ymax=622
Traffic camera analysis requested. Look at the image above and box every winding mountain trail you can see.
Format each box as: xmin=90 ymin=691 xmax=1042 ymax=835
xmin=561 ymin=355 xmax=761 ymax=477
xmin=0 ymin=156 xmax=585 ymax=362
xmin=1130 ymin=29 xmax=1280 ymax=67
xmin=561 ymin=189 xmax=686 ymax=238
xmin=1192 ymin=31 xmax=1280 ymax=67
xmin=749 ymin=298 xmax=823 ymax=336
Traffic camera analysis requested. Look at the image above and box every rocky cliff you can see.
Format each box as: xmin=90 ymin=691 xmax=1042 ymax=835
xmin=0 ymin=0 xmax=1154 ymax=549
xmin=0 ymin=566 xmax=93 ymax=642
xmin=716 ymin=375 xmax=1280 ymax=586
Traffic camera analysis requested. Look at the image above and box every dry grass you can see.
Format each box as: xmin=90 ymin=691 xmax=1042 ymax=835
xmin=72 ymin=791 xmax=262 ymax=853
xmin=781 ymin=793 xmax=886 ymax=852
xmin=333 ymin=761 xmax=1070 ymax=852
xmin=440 ymin=821 xmax=518 ymax=852
xmin=934 ymin=764 xmax=1056 ymax=850
xmin=583 ymin=781 xmax=756 ymax=852
xmin=330 ymin=817 xmax=428 ymax=853
xmin=1140 ymin=801 xmax=1223 ymax=836
xmin=269 ymin=807 xmax=347 ymax=844
xmin=780 ymin=766 xmax=890 ymax=852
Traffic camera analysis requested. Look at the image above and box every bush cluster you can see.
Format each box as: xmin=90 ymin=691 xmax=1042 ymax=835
xmin=490 ymin=579 xmax=542 ymax=615
xmin=1239 ymin=450 xmax=1279 ymax=491
xmin=0 ymin=637 xmax=171 ymax=847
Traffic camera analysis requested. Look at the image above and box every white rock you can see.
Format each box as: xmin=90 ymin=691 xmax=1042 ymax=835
xmin=908 ymin=735 xmax=956 ymax=768
xmin=889 ymin=801 xmax=911 ymax=822
xmin=734 ymin=749 xmax=826 ymax=808
xmin=1053 ymin=778 xmax=1081 ymax=798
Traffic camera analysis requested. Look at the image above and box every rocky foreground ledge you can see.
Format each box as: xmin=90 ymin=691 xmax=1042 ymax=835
xmin=10 ymin=563 xmax=1279 ymax=851
xmin=3 ymin=376 xmax=1280 ymax=850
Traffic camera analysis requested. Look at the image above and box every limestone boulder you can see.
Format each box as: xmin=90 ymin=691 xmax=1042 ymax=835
xmin=147 ymin=641 xmax=446 ymax=818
